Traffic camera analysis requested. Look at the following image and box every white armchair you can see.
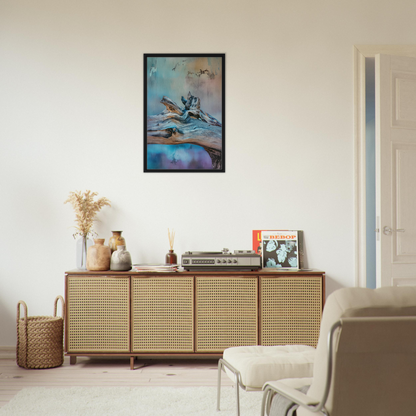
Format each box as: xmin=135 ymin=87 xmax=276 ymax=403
xmin=261 ymin=286 xmax=416 ymax=416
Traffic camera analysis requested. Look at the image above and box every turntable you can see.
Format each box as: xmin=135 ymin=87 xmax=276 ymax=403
xmin=181 ymin=248 xmax=261 ymax=271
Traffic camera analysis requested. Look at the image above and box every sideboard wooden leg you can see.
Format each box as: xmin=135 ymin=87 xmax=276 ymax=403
xmin=130 ymin=356 xmax=135 ymax=370
xmin=70 ymin=356 xmax=77 ymax=365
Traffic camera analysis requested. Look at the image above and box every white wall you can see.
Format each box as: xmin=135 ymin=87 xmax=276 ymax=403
xmin=1 ymin=0 xmax=416 ymax=346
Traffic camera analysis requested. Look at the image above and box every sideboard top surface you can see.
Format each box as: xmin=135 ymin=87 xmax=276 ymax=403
xmin=65 ymin=269 xmax=325 ymax=276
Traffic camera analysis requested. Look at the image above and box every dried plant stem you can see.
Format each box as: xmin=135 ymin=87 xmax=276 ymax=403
xmin=168 ymin=228 xmax=175 ymax=250
xmin=64 ymin=190 xmax=111 ymax=239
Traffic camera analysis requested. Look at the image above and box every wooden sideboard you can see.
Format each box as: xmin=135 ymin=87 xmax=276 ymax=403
xmin=65 ymin=270 xmax=325 ymax=369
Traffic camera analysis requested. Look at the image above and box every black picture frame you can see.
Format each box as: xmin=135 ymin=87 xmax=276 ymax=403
xmin=144 ymin=53 xmax=225 ymax=172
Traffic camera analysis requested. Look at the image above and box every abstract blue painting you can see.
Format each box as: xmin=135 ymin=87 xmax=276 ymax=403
xmin=144 ymin=54 xmax=225 ymax=172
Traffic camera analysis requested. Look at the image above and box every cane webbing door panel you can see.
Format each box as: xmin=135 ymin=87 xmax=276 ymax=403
xmin=195 ymin=276 xmax=258 ymax=352
xmin=132 ymin=276 xmax=194 ymax=352
xmin=260 ymin=276 xmax=322 ymax=347
xmin=67 ymin=276 xmax=130 ymax=352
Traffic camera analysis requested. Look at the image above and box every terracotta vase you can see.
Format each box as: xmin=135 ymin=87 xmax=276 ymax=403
xmin=86 ymin=239 xmax=111 ymax=271
xmin=165 ymin=249 xmax=177 ymax=265
xmin=108 ymin=231 xmax=126 ymax=253
xmin=110 ymin=245 xmax=132 ymax=271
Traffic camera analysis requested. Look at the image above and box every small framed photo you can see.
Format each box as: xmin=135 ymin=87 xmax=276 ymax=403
xmin=144 ymin=54 xmax=225 ymax=172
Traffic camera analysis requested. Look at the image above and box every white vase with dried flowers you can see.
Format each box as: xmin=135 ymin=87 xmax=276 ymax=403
xmin=64 ymin=190 xmax=111 ymax=270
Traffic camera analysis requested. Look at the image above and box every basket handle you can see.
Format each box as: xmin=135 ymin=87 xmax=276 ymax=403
xmin=17 ymin=300 xmax=28 ymax=323
xmin=16 ymin=300 xmax=28 ymax=368
xmin=53 ymin=295 xmax=65 ymax=320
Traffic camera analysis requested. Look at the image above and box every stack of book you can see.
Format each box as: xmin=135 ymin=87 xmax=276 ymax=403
xmin=131 ymin=264 xmax=179 ymax=272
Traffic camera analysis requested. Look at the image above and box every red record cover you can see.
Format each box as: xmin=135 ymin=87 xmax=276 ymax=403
xmin=252 ymin=230 xmax=262 ymax=255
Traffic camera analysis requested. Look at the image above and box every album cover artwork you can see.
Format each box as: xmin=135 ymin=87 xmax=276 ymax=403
xmin=261 ymin=230 xmax=303 ymax=269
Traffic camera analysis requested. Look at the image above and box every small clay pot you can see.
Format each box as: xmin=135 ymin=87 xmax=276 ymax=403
xmin=108 ymin=231 xmax=126 ymax=254
xmin=86 ymin=239 xmax=111 ymax=271
xmin=110 ymin=246 xmax=132 ymax=271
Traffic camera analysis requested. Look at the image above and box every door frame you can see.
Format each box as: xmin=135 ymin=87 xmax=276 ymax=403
xmin=353 ymin=45 xmax=416 ymax=288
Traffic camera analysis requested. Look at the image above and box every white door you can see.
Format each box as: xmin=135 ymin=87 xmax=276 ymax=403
xmin=376 ymin=54 xmax=416 ymax=287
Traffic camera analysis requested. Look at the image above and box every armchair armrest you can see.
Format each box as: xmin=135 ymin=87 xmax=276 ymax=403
xmin=261 ymin=379 xmax=325 ymax=416
xmin=261 ymin=320 xmax=344 ymax=416
xmin=265 ymin=380 xmax=318 ymax=406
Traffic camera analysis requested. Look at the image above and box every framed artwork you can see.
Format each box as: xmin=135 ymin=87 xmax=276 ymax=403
xmin=144 ymin=53 xmax=225 ymax=172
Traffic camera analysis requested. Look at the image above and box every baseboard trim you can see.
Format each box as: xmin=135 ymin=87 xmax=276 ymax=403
xmin=0 ymin=346 xmax=15 ymax=359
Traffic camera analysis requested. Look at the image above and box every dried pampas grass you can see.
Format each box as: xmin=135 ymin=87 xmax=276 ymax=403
xmin=64 ymin=190 xmax=111 ymax=238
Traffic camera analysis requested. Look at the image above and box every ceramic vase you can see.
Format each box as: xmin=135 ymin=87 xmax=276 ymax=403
xmin=76 ymin=237 xmax=93 ymax=270
xmin=109 ymin=231 xmax=126 ymax=253
xmin=110 ymin=245 xmax=132 ymax=271
xmin=86 ymin=239 xmax=111 ymax=271
xmin=165 ymin=249 xmax=177 ymax=265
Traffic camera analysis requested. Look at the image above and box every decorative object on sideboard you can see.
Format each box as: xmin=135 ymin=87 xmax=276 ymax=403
xmin=86 ymin=238 xmax=111 ymax=271
xmin=144 ymin=53 xmax=225 ymax=172
xmin=108 ymin=230 xmax=126 ymax=254
xmin=64 ymin=190 xmax=111 ymax=270
xmin=165 ymin=228 xmax=177 ymax=265
xmin=252 ymin=230 xmax=305 ymax=270
xmin=16 ymin=296 xmax=65 ymax=369
xmin=181 ymin=249 xmax=261 ymax=271
xmin=110 ymin=245 xmax=132 ymax=271
xmin=262 ymin=230 xmax=304 ymax=270
xmin=75 ymin=237 xmax=93 ymax=270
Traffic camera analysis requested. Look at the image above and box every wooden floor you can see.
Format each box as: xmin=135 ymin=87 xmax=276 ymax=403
xmin=0 ymin=353 xmax=233 ymax=408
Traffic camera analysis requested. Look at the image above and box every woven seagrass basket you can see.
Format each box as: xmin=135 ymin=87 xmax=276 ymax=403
xmin=16 ymin=295 xmax=65 ymax=369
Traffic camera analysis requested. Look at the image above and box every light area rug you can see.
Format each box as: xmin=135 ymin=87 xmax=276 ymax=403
xmin=0 ymin=386 xmax=264 ymax=416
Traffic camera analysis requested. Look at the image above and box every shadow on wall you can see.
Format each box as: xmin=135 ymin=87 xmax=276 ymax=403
xmin=300 ymin=238 xmax=345 ymax=297
xmin=325 ymin=275 xmax=344 ymax=299
xmin=0 ymin=298 xmax=17 ymax=346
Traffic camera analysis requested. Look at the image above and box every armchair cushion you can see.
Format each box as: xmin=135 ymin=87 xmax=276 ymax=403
xmin=223 ymin=345 xmax=315 ymax=389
